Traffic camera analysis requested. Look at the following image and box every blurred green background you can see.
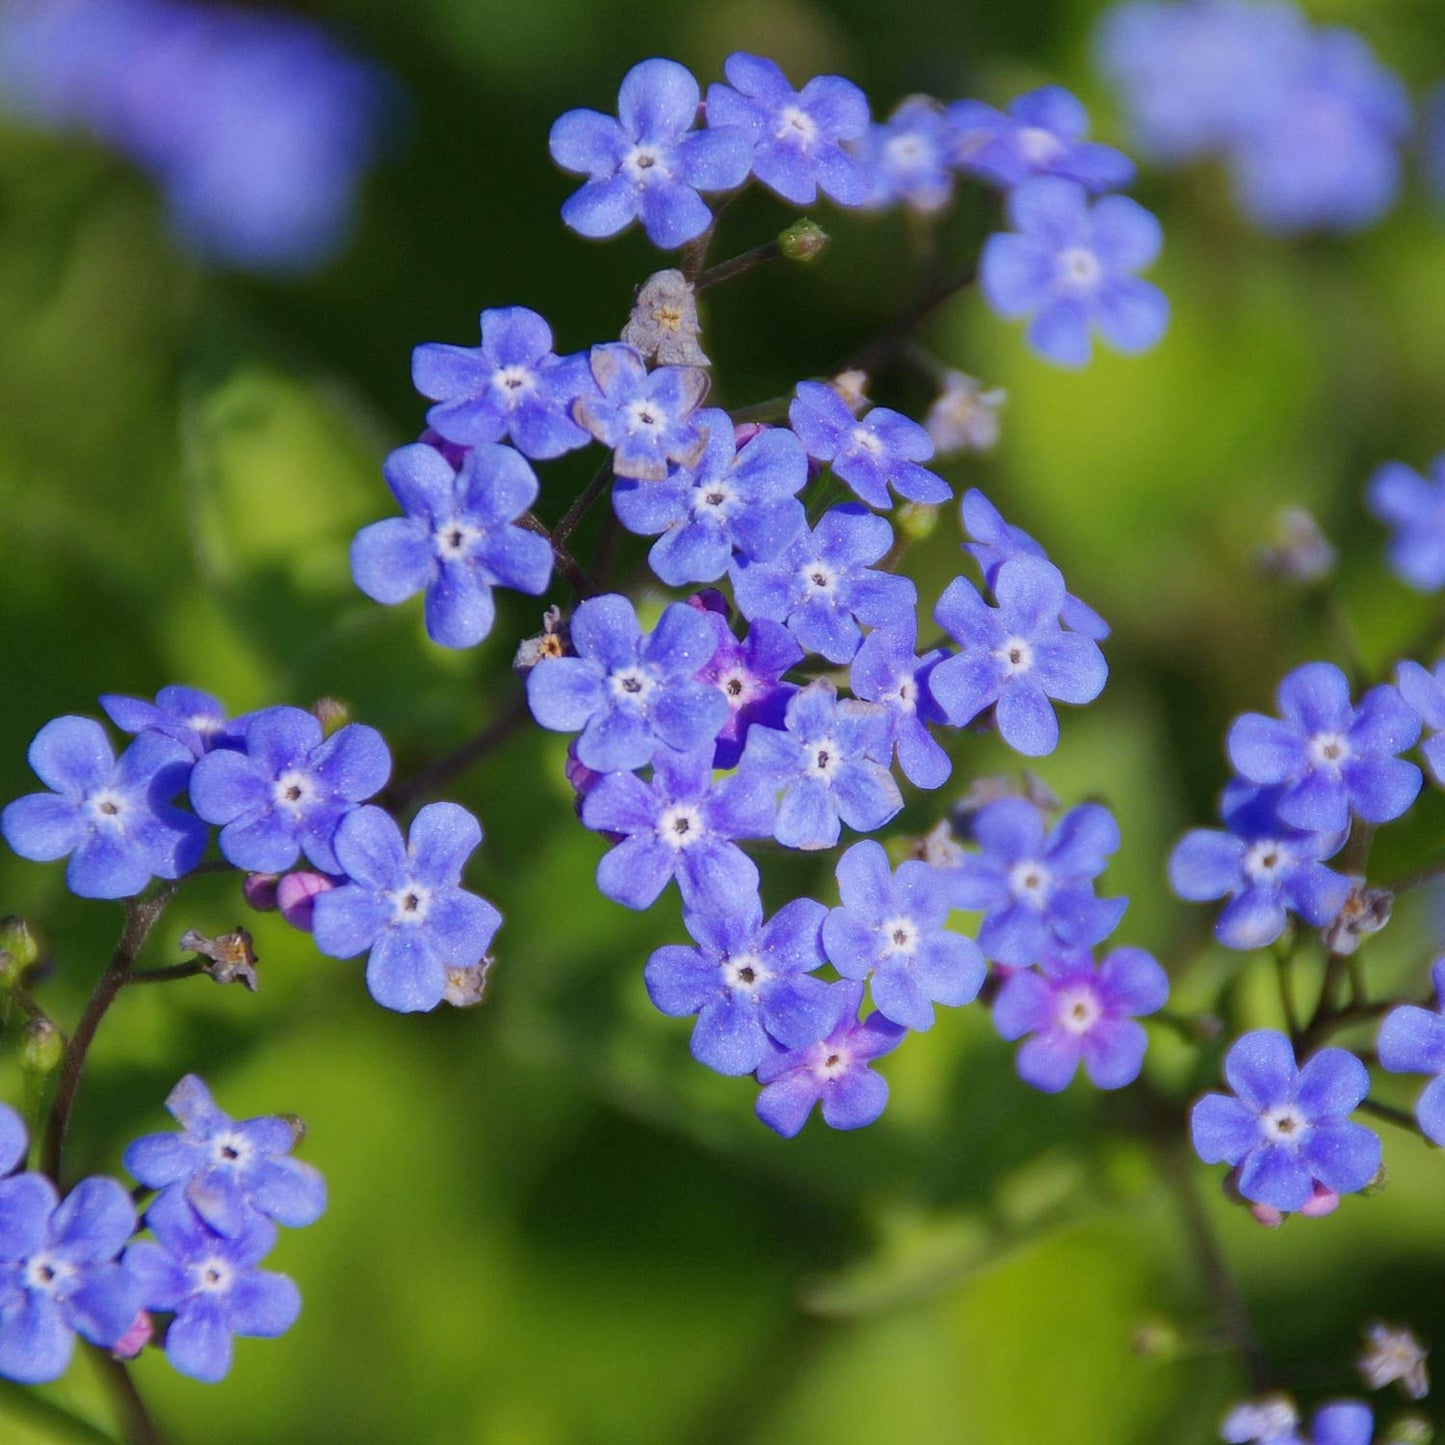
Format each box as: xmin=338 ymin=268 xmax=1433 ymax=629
xmin=3 ymin=0 xmax=1445 ymax=1440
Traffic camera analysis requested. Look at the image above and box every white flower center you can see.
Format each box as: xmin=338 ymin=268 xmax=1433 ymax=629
xmin=995 ymin=637 xmax=1034 ymax=676
xmin=389 ymin=880 xmax=433 ymax=925
xmin=777 ymin=104 xmax=817 ymax=146
xmin=885 ymin=133 xmax=928 ymax=170
xmin=718 ymin=668 xmax=753 ymax=710
xmin=624 ymin=144 xmax=669 ymax=182
xmin=1260 ymin=1104 xmax=1308 ymax=1145
xmin=1307 ymin=731 xmax=1351 ymax=770
xmin=848 ymin=426 xmax=883 ymax=457
xmin=435 ymin=517 xmax=481 ymax=562
xmin=625 ymin=397 xmax=667 ymax=434
xmin=1242 ymin=840 xmax=1291 ymax=884
xmin=1056 ymin=985 xmax=1102 ymax=1035
xmin=802 ymin=560 xmax=836 ymax=595
xmin=1057 ymin=246 xmax=1103 ymax=290
xmin=1017 ymin=126 xmax=1064 ymax=165
xmin=881 ymin=915 xmax=918 ymax=956
xmin=24 ymin=1254 xmax=70 ymax=1294
xmin=196 ymin=1255 xmax=234 ymax=1294
xmin=272 ymin=770 xmax=316 ymax=814
xmin=211 ymin=1130 xmax=251 ymax=1168
xmin=87 ymin=788 xmax=129 ymax=827
xmin=723 ymin=952 xmax=769 ymax=992
xmin=814 ymin=1046 xmax=851 ymax=1081
xmin=809 ymin=739 xmax=840 ymax=778
xmin=887 ymin=673 xmax=917 ymax=713
xmin=189 ymin=714 xmax=223 ymax=738
xmin=492 ymin=364 xmax=536 ymax=403
xmin=609 ymin=667 xmax=656 ymax=706
xmin=658 ymin=803 xmax=702 ymax=849
xmin=694 ymin=478 xmax=736 ymax=517
xmin=1008 ymin=860 xmax=1052 ymax=907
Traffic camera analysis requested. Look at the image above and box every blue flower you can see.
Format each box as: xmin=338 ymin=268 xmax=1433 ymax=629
xmin=612 ymin=410 xmax=808 ymax=584
xmin=704 ymin=52 xmax=870 ymax=206
xmin=949 ymin=85 xmax=1135 ymax=192
xmin=526 ymin=594 xmax=727 ymax=774
xmin=124 ymin=1186 xmax=299 ymax=1384
xmin=1191 ymin=1029 xmax=1380 ymax=1213
xmin=3 ymin=716 xmax=205 ymax=899
xmin=99 ymin=686 xmax=248 ymax=759
xmin=188 ymin=706 xmax=391 ymax=875
xmin=823 ymin=840 xmax=986 ymax=1032
xmin=981 ymin=176 xmax=1168 ymax=367
xmin=692 ymin=603 xmax=801 ymax=770
xmin=731 ymin=504 xmax=917 ymax=665
xmin=736 ymin=680 xmax=902 ymax=851
xmin=572 ymin=343 xmax=710 ymax=482
xmin=787 ymin=382 xmax=950 ymax=510
xmin=580 ymin=744 xmax=776 ymax=913
xmin=754 ymin=982 xmax=906 ymax=1137
xmin=960 ymin=488 xmax=1109 ymax=640
xmin=1226 ymin=662 xmax=1421 ymax=833
xmin=123 ymin=1075 xmax=325 ymax=1237
xmin=350 ymin=441 xmax=553 ymax=649
xmin=0 ymin=1173 xmax=141 ymax=1384
xmin=1366 ymin=455 xmax=1445 ymax=592
xmin=312 ymin=803 xmax=502 ymax=1014
xmin=644 ymin=895 xmax=841 ymax=1074
xmin=549 ymin=57 xmax=752 ymax=249
xmin=1169 ymin=782 xmax=1352 ymax=951
xmin=847 ymin=619 xmax=951 ymax=790
xmin=930 ymin=557 xmax=1108 ymax=756
xmin=855 ymin=98 xmax=955 ymax=214
xmin=1396 ymin=659 xmax=1445 ymax=785
xmin=1303 ymin=1404 xmax=1374 ymax=1445
xmin=411 ymin=307 xmax=594 ymax=459
xmin=1377 ymin=959 xmax=1445 ymax=1145
xmin=942 ymin=799 xmax=1127 ymax=966
xmin=992 ymin=945 xmax=1168 ymax=1092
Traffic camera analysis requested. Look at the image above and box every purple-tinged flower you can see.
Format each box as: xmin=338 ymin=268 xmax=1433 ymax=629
xmin=823 ymin=840 xmax=986 ymax=1032
xmin=704 ymin=52 xmax=870 ymax=206
xmin=848 ymin=619 xmax=951 ymax=790
xmin=1226 ymin=28 xmax=1410 ymax=236
xmin=188 ymin=706 xmax=390 ymax=875
xmin=1169 ymin=783 xmax=1352 ymax=951
xmin=992 ymin=945 xmax=1168 ymax=1092
xmin=0 ymin=1106 xmax=25 ymax=1177
xmin=1396 ymin=659 xmax=1445 ymax=784
xmin=612 ymin=410 xmax=808 ymax=584
xmin=1220 ymin=1394 xmax=1301 ymax=1444
xmin=350 ymin=441 xmax=552 ymax=650
xmin=1366 ymin=455 xmax=1445 ymax=592
xmin=942 ymin=799 xmax=1127 ymax=966
xmin=124 ymin=1186 xmax=299 ymax=1384
xmin=856 ymin=97 xmax=955 ymax=214
xmin=961 ymin=488 xmax=1109 ymax=640
xmin=525 ymin=595 xmax=727 ymax=774
xmin=1300 ymin=1403 xmax=1374 ymax=1445
xmin=924 ymin=372 xmax=1005 ymax=457
xmin=754 ymin=982 xmax=905 ymax=1137
xmin=1227 ymin=662 xmax=1421 ymax=833
xmin=644 ymin=895 xmax=842 ymax=1074
xmin=981 ymin=176 xmax=1168 ymax=367
xmin=572 ymin=343 xmax=709 ymax=482
xmin=410 ymin=307 xmax=594 ymax=459
xmin=548 ymin=57 xmax=752 ymax=249
xmin=787 ymin=381 xmax=949 ymax=510
xmin=731 ymin=504 xmax=917 ymax=665
xmin=692 ymin=605 xmax=801 ymax=770
xmin=930 ymin=557 xmax=1108 ymax=756
xmin=1191 ymin=1029 xmax=1380 ymax=1214
xmin=0 ymin=1173 xmax=141 ymax=1384
xmin=274 ymin=870 xmax=341 ymax=933
xmin=580 ymin=744 xmax=774 ymax=913
xmin=311 ymin=803 xmax=501 ymax=1014
xmin=737 ymin=680 xmax=902 ymax=852
xmin=99 ymin=686 xmax=247 ymax=758
xmin=949 ymin=85 xmax=1135 ymax=193
xmin=123 ymin=1075 xmax=325 ymax=1238
xmin=2 ymin=717 xmax=205 ymax=899
xmin=1357 ymin=1321 xmax=1429 ymax=1402
xmin=1378 ymin=958 xmax=1445 ymax=1145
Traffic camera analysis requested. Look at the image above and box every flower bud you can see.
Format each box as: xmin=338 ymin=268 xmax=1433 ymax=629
xmin=243 ymin=873 xmax=281 ymax=912
xmin=20 ymin=1017 xmax=63 ymax=1079
xmin=0 ymin=916 xmax=39 ymax=976
xmin=1130 ymin=1317 xmax=1180 ymax=1361
xmin=111 ymin=1312 xmax=154 ymax=1361
xmin=778 ymin=217 xmax=829 ymax=263
xmin=895 ymin=502 xmax=939 ymax=543
xmin=275 ymin=874 xmax=339 ymax=934
xmin=1384 ymin=1419 xmax=1433 ymax=1445
xmin=312 ymin=697 xmax=350 ymax=737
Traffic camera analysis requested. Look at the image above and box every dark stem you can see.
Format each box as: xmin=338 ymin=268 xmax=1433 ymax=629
xmin=89 ymin=1345 xmax=162 ymax=1445
xmin=384 ymin=692 xmax=532 ymax=812
xmin=730 ymin=394 xmax=792 ymax=425
xmin=847 ymin=264 xmax=978 ymax=376
xmin=695 ymin=239 xmax=782 ymax=292
xmin=554 ymin=458 xmax=616 ymax=549
xmin=42 ymin=887 xmax=178 ymax=1184
xmin=1358 ymin=1097 xmax=1419 ymax=1133
xmin=680 ymin=222 xmax=716 ymax=284
xmin=123 ymin=961 xmax=205 ymax=987
xmin=517 ymin=512 xmax=600 ymax=598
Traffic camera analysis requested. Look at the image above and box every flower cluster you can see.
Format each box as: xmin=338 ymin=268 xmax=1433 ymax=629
xmin=0 ymin=1078 xmax=320 ymax=1385
xmin=1095 ymin=0 xmax=1412 ymax=234
xmin=0 ymin=0 xmax=392 ymax=271
xmin=1 ymin=689 xmax=501 ymax=1014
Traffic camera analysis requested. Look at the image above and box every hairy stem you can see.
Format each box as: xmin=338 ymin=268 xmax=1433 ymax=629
xmin=695 ymin=239 xmax=782 ymax=292
xmin=123 ymin=961 xmax=206 ymax=987
xmin=554 ymin=458 xmax=616 ymax=549
xmin=517 ymin=512 xmax=599 ymax=598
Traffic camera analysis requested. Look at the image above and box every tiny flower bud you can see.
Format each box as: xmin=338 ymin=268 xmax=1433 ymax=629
xmin=243 ymin=873 xmax=281 ymax=912
xmin=732 ymin=421 xmax=768 ymax=448
xmin=179 ymin=927 xmax=260 ymax=991
xmin=778 ymin=217 xmax=829 ymax=263
xmin=895 ymin=502 xmax=939 ymax=543
xmin=1254 ymin=505 xmax=1337 ymax=584
xmin=1384 ymin=1417 xmax=1434 ymax=1445
xmin=0 ymin=916 xmax=39 ymax=974
xmin=443 ymin=955 xmax=494 ymax=1007
xmin=514 ymin=605 xmax=570 ymax=671
xmin=275 ymin=873 xmax=339 ymax=934
xmin=1360 ymin=1320 xmax=1430 ymax=1400
xmin=111 ymin=1312 xmax=154 ymax=1361
xmin=683 ymin=588 xmax=731 ymax=621
xmin=622 ymin=268 xmax=708 ymax=366
xmin=1248 ymin=1201 xmax=1284 ymax=1228
xmin=924 ymin=371 xmax=1005 ymax=456
xmin=829 ymin=369 xmax=870 ymax=414
xmin=20 ymin=1017 xmax=64 ymax=1079
xmin=420 ymin=428 xmax=471 ymax=470
xmin=1363 ymin=1165 xmax=1389 ymax=1197
xmin=910 ymin=819 xmax=964 ymax=869
xmin=1323 ymin=882 xmax=1393 ymax=956
xmin=311 ymin=697 xmax=350 ymax=737
xmin=1130 ymin=1317 xmax=1181 ymax=1361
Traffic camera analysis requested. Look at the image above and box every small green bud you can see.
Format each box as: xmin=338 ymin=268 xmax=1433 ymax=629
xmin=312 ymin=697 xmax=350 ymax=737
xmin=895 ymin=502 xmax=939 ymax=544
xmin=20 ymin=1018 xmax=64 ymax=1079
xmin=1362 ymin=1164 xmax=1389 ymax=1197
xmin=779 ymin=218 xmax=829 ymax=263
xmin=1384 ymin=1418 xmax=1433 ymax=1445
xmin=1130 ymin=1317 xmax=1181 ymax=1361
xmin=0 ymin=916 xmax=39 ymax=976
